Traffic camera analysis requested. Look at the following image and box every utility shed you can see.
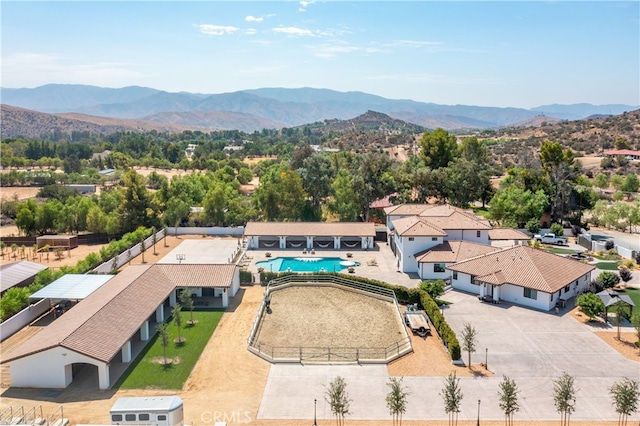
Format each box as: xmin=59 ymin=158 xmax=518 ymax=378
xmin=36 ymin=235 xmax=78 ymax=250
xmin=110 ymin=396 xmax=184 ymax=426
xmin=0 ymin=261 xmax=48 ymax=295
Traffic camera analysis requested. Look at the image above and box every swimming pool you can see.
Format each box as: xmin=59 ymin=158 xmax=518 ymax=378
xmin=255 ymin=257 xmax=359 ymax=273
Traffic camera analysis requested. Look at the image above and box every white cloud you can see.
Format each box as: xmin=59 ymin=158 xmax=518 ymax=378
xmin=299 ymin=0 xmax=315 ymax=12
xmin=245 ymin=28 xmax=258 ymax=35
xmin=385 ymin=40 xmax=444 ymax=48
xmin=198 ymin=24 xmax=239 ymax=36
xmin=312 ymin=44 xmax=358 ymax=59
xmin=245 ymin=15 xmax=263 ymax=22
xmin=272 ymin=26 xmax=313 ymax=36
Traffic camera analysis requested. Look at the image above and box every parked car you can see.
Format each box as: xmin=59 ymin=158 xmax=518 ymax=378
xmin=533 ymin=233 xmax=567 ymax=245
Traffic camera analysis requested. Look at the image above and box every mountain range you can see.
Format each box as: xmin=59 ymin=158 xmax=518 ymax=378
xmin=1 ymin=84 xmax=638 ymax=134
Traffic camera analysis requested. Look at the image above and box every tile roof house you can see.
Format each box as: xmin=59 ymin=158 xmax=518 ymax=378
xmin=415 ymin=241 xmax=500 ymax=280
xmin=386 ymin=204 xmax=494 ymax=276
xmin=2 ymin=262 xmax=239 ymax=390
xmin=447 ymin=245 xmax=595 ymax=311
xmin=244 ymin=221 xmax=375 ymax=250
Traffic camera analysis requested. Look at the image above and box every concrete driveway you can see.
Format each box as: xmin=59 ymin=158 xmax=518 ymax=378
xmin=258 ymin=290 xmax=640 ymax=422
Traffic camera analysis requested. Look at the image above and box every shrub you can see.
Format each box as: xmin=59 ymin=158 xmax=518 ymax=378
xmin=605 ymin=240 xmax=615 ymax=251
xmin=597 ymin=271 xmax=621 ymax=289
xmin=419 ymin=279 xmax=445 ymax=299
xmin=576 ymin=293 xmax=605 ymax=320
xmin=525 ymin=219 xmax=540 ymax=235
xmin=239 ymin=269 xmax=253 ymax=284
xmin=619 ymin=268 xmax=633 ymax=283
xmin=550 ymin=223 xmax=564 ymax=236
xmin=634 ymin=251 xmax=640 ymax=264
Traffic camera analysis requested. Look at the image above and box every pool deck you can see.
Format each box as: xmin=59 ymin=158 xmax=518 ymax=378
xmin=243 ymin=243 xmax=422 ymax=289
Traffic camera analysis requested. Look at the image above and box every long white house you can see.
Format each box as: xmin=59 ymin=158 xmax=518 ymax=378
xmin=447 ymin=245 xmax=595 ymax=311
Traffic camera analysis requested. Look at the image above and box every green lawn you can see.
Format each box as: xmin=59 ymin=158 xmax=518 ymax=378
xmin=116 ymin=310 xmax=223 ymax=390
xmin=594 ymin=261 xmax=622 ymax=271
xmin=616 ymin=287 xmax=640 ymax=307
xmin=544 ymin=247 xmax=577 ymax=255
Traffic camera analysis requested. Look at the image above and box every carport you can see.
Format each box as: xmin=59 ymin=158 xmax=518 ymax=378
xmin=29 ymin=274 xmax=114 ymax=315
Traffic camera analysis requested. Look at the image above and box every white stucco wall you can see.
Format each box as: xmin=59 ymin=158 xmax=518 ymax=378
xmin=10 ymin=346 xmax=109 ymax=389
xmin=418 ymin=262 xmax=452 ymax=280
xmin=498 ymin=284 xmax=553 ymax=310
xmin=231 ymin=268 xmax=240 ymax=296
xmin=396 ymin=236 xmax=442 ymax=273
xmin=450 ymin=272 xmax=481 ymax=295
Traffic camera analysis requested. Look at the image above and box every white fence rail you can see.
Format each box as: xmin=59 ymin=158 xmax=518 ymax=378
xmin=0 ymin=299 xmax=50 ymax=342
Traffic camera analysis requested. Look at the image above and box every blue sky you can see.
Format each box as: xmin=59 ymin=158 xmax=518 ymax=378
xmin=1 ymin=1 xmax=638 ymax=108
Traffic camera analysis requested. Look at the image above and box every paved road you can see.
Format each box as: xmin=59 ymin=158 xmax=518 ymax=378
xmin=585 ymin=227 xmax=639 ymax=252
xmin=258 ymin=291 xmax=639 ymax=422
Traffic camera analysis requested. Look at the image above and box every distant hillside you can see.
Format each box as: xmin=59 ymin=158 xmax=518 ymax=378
xmin=487 ymin=109 xmax=640 ymax=159
xmin=302 ymin=110 xmax=425 ymax=134
xmin=2 ymin=84 xmax=637 ymax=132
xmin=502 ymin=115 xmax=563 ymax=129
xmin=0 ymin=105 xmax=192 ymax=139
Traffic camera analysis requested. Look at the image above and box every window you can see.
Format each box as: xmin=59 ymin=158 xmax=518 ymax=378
xmin=476 ymin=230 xmax=481 ymax=238
xmin=157 ymin=415 xmax=167 ymax=421
xmin=524 ymin=288 xmax=537 ymax=299
xmin=471 ymin=277 xmax=479 ymax=285
xmin=453 ymin=272 xmax=458 ymax=280
xmin=125 ymin=414 xmax=136 ymax=421
xmin=111 ymin=415 xmax=123 ymax=422
xmin=432 ymin=237 xmax=438 ymax=241
xmin=564 ymin=285 xmax=570 ymax=293
xmin=408 ymin=237 xmax=414 ymax=241
xmin=434 ymin=263 xmax=446 ymax=273
xmin=139 ymin=414 xmax=150 ymax=421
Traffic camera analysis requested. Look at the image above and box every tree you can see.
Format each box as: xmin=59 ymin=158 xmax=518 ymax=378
xmin=609 ymin=378 xmax=639 ymax=426
xmin=325 ymin=376 xmax=351 ymax=426
xmin=172 ymin=304 xmax=185 ymax=343
xmin=419 ymin=280 xmax=445 ymax=299
xmin=489 ymin=187 xmax=548 ymax=227
xmin=576 ymin=293 xmax=605 ymax=321
xmin=612 ymin=300 xmax=628 ymax=340
xmin=156 ymin=322 xmax=170 ymax=366
xmin=539 ymin=141 xmax=578 ymax=223
xmin=621 ymin=174 xmax=639 ymax=193
xmin=180 ymin=288 xmax=196 ymax=325
xmin=329 ymin=169 xmax=360 ymax=221
xmin=550 ymin=222 xmax=564 ymax=236
xmin=140 ymin=238 xmax=146 ymax=264
xmin=386 ymin=377 xmax=409 ymax=426
xmin=631 ymin=311 xmax=640 ymax=355
xmin=553 ymin=372 xmax=577 ymax=426
xmin=461 ymin=322 xmax=478 ymax=370
xmin=440 ymin=372 xmax=463 ymax=426
xmin=120 ymin=169 xmax=153 ymax=232
xmin=164 ymin=198 xmax=190 ymax=230
xmin=151 ymin=226 xmax=157 ymax=255
xmin=498 ymin=375 xmax=520 ymax=426
xmin=593 ymin=173 xmax=610 ymax=190
xmin=420 ymin=128 xmax=459 ymax=169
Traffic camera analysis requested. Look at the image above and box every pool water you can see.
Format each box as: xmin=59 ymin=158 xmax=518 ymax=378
xmin=255 ymin=257 xmax=359 ymax=273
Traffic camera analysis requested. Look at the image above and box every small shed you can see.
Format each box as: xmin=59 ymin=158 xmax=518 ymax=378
xmin=110 ymin=396 xmax=184 ymax=426
xmin=36 ymin=235 xmax=78 ymax=250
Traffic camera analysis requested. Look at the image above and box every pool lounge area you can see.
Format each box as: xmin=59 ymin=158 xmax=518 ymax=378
xmin=255 ymin=257 xmax=360 ymax=273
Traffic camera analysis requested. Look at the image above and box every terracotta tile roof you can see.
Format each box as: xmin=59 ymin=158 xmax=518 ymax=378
xmin=392 ymin=216 xmax=448 ymax=237
xmin=1 ymin=264 xmax=237 ymax=364
xmin=415 ymin=241 xmax=500 ymax=263
xmin=446 ymin=245 xmax=595 ymax=293
xmin=244 ymin=221 xmax=375 ymax=237
xmin=488 ymin=228 xmax=531 ymax=240
xmin=417 ymin=204 xmax=481 ymax=220
xmin=383 ymin=204 xmax=433 ymax=216
xmin=154 ymin=264 xmax=236 ymax=288
xmin=422 ymin=211 xmax=492 ymax=230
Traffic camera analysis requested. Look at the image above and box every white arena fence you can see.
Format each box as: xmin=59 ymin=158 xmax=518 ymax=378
xmin=167 ymin=226 xmax=244 ymax=237
xmin=247 ymin=274 xmax=413 ymax=364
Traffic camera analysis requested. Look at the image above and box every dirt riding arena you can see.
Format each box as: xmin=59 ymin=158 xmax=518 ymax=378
xmin=254 ymin=285 xmax=407 ymax=357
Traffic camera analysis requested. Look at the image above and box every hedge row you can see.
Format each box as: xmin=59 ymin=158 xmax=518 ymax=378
xmin=99 ymin=227 xmax=152 ymax=262
xmin=260 ymin=271 xmax=461 ymax=361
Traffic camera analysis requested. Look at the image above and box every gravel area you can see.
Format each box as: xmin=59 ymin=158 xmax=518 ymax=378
xmin=255 ymin=286 xmax=406 ymax=352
